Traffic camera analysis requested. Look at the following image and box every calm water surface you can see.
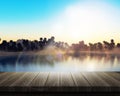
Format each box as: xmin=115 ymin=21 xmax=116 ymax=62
xmin=0 ymin=53 xmax=120 ymax=72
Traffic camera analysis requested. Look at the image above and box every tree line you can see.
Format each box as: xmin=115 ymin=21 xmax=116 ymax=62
xmin=71 ymin=39 xmax=120 ymax=51
xmin=0 ymin=36 xmax=69 ymax=52
xmin=0 ymin=37 xmax=120 ymax=52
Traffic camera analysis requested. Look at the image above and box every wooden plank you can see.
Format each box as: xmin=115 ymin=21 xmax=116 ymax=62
xmin=45 ymin=72 xmax=59 ymax=86
xmin=0 ymin=73 xmax=17 ymax=85
xmin=0 ymin=72 xmax=5 ymax=75
xmin=60 ymin=72 xmax=75 ymax=86
xmin=82 ymin=72 xmax=109 ymax=86
xmin=0 ymin=72 xmax=24 ymax=86
xmin=0 ymin=73 xmax=10 ymax=79
xmin=0 ymin=72 xmax=119 ymax=88
xmin=71 ymin=72 xmax=90 ymax=86
xmin=97 ymin=72 xmax=120 ymax=86
xmin=106 ymin=72 xmax=120 ymax=81
xmin=29 ymin=72 xmax=49 ymax=86
xmin=11 ymin=72 xmax=38 ymax=86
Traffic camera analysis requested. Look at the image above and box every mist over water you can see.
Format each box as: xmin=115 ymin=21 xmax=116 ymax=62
xmin=0 ymin=52 xmax=120 ymax=72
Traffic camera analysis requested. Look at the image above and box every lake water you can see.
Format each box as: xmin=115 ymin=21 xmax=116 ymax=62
xmin=0 ymin=53 xmax=120 ymax=72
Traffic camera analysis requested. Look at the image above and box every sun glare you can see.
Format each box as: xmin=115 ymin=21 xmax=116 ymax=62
xmin=87 ymin=64 xmax=96 ymax=71
xmin=48 ymin=1 xmax=120 ymax=44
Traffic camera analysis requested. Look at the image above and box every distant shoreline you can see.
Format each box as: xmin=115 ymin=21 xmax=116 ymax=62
xmin=0 ymin=50 xmax=120 ymax=57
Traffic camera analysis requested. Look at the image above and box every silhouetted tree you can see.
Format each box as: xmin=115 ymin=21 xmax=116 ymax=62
xmin=39 ymin=37 xmax=43 ymax=49
xmin=103 ymin=39 xmax=115 ymax=50
xmin=103 ymin=41 xmax=110 ymax=50
xmin=22 ymin=40 xmax=30 ymax=51
xmin=97 ymin=42 xmax=103 ymax=51
xmin=43 ymin=38 xmax=47 ymax=47
xmin=89 ymin=43 xmax=97 ymax=51
xmin=110 ymin=39 xmax=115 ymax=50
xmin=17 ymin=43 xmax=23 ymax=51
xmin=1 ymin=40 xmax=8 ymax=51
xmin=117 ymin=43 xmax=120 ymax=48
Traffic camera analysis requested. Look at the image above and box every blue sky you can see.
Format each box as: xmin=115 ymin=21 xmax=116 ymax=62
xmin=0 ymin=0 xmax=78 ymax=23
xmin=0 ymin=0 xmax=120 ymax=44
xmin=0 ymin=0 xmax=120 ymax=24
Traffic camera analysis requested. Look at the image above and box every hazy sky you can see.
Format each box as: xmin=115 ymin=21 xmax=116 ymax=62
xmin=0 ymin=0 xmax=120 ymax=44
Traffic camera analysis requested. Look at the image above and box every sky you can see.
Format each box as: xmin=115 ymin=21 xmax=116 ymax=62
xmin=0 ymin=0 xmax=120 ymax=44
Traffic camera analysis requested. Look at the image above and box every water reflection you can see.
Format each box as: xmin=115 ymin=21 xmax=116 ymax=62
xmin=0 ymin=53 xmax=120 ymax=72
